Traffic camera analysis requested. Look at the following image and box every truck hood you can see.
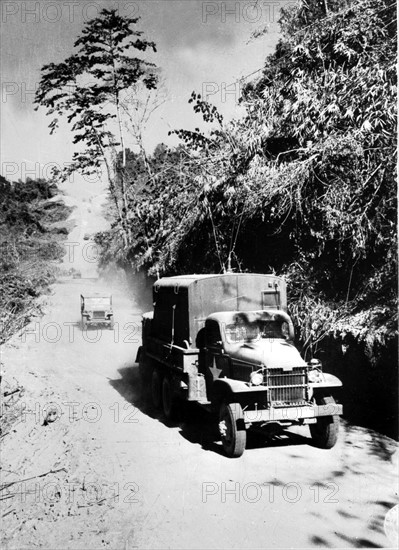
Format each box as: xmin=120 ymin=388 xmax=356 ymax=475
xmin=227 ymin=339 xmax=307 ymax=371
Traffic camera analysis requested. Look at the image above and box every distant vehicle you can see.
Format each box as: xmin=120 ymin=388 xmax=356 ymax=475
xmin=80 ymin=294 xmax=114 ymax=330
xmin=137 ymin=273 xmax=343 ymax=458
xmin=83 ymin=233 xmax=91 ymax=240
xmin=68 ymin=268 xmax=81 ymax=279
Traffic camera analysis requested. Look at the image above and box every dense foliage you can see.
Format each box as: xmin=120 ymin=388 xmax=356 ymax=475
xmin=0 ymin=176 xmax=72 ymax=344
xmin=99 ymin=0 xmax=397 ymax=357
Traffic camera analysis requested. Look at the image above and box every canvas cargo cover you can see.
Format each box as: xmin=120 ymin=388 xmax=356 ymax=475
xmin=151 ymin=273 xmax=286 ymax=347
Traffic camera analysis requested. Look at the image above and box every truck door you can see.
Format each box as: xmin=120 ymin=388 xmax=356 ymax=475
xmin=204 ymin=319 xmax=231 ymax=382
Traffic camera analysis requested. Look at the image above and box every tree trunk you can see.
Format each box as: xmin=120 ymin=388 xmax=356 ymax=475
xmin=110 ymin=34 xmax=130 ymax=244
xmin=95 ymin=129 xmax=129 ymax=248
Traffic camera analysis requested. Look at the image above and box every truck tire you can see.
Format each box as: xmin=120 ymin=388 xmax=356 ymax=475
xmin=109 ymin=316 xmax=114 ymax=330
xmin=151 ymin=369 xmax=163 ymax=410
xmin=310 ymin=395 xmax=339 ymax=449
xmin=162 ymin=376 xmax=180 ymax=421
xmin=81 ymin=316 xmax=87 ymax=330
xmin=219 ymin=402 xmax=246 ymax=458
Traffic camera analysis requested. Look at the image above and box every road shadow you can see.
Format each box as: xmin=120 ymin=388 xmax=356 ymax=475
xmin=108 ymin=364 xmax=141 ymax=406
xmin=177 ymin=415 xmax=310 ymax=457
xmin=58 ymin=319 xmax=107 ymax=333
xmin=342 ymin=421 xmax=397 ymax=462
xmin=109 ymin=365 xmax=313 ymax=457
xmin=309 ymin=503 xmax=388 ymax=548
xmin=248 ymin=428 xmax=310 ymax=449
xmin=77 ymin=321 xmax=115 ymax=332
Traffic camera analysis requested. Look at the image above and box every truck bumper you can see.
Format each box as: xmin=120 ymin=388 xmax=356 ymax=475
xmin=243 ymin=403 xmax=343 ymax=423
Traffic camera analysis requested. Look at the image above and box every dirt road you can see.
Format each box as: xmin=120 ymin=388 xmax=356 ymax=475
xmin=1 ymin=183 xmax=398 ymax=549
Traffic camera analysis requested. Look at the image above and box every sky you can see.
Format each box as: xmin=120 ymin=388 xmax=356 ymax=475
xmin=0 ymin=0 xmax=289 ymax=183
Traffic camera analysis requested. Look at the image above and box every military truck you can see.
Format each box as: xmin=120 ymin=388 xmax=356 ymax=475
xmin=80 ymin=293 xmax=114 ymax=330
xmin=137 ymin=273 xmax=342 ymax=457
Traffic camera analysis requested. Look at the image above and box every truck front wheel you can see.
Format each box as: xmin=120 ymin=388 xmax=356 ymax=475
xmin=310 ymin=395 xmax=339 ymax=449
xmin=151 ymin=369 xmax=163 ymax=410
xmin=81 ymin=316 xmax=87 ymax=330
xmin=219 ymin=402 xmax=246 ymax=458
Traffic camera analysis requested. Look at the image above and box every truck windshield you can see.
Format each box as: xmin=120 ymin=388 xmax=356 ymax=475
xmin=225 ymin=320 xmax=289 ymax=344
xmin=83 ymin=297 xmax=111 ymax=309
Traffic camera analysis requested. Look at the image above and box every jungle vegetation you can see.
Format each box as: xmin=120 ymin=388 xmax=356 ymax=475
xmin=92 ymin=0 xmax=396 ymax=361
xmin=0 ymin=176 xmax=72 ymax=344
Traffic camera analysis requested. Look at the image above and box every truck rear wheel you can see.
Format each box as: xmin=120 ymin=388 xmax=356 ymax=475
xmin=162 ymin=376 xmax=180 ymax=421
xmin=151 ymin=369 xmax=163 ymax=410
xmin=219 ymin=402 xmax=246 ymax=458
xmin=310 ymin=395 xmax=339 ymax=449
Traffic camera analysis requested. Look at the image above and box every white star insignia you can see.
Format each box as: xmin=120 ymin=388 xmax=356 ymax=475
xmin=209 ymin=356 xmax=222 ymax=379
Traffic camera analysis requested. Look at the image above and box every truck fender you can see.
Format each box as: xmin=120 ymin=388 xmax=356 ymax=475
xmin=213 ymin=378 xmax=250 ymax=395
xmin=311 ymin=373 xmax=342 ymax=389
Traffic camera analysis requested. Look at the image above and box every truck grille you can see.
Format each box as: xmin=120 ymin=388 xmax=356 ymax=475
xmin=93 ymin=311 xmax=105 ymax=319
xmin=266 ymin=367 xmax=307 ymax=406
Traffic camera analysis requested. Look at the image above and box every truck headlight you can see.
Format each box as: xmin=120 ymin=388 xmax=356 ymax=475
xmin=250 ymin=372 xmax=263 ymax=386
xmin=308 ymin=369 xmax=323 ymax=383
